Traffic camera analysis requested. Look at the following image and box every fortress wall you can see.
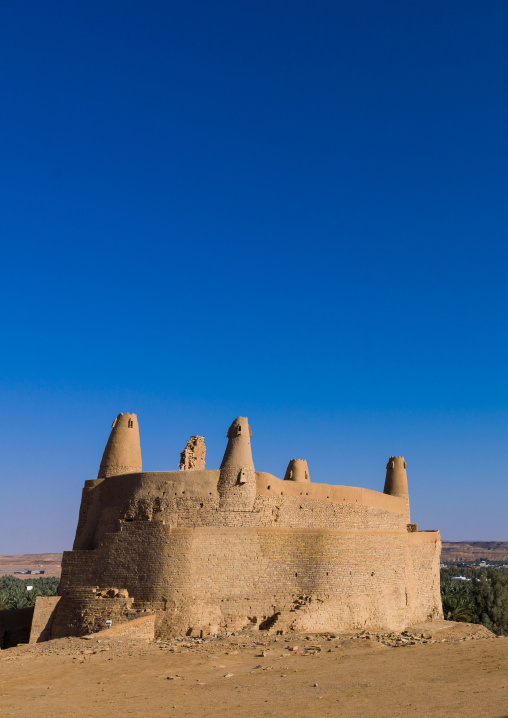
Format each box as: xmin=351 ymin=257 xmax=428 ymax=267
xmin=256 ymin=473 xmax=406 ymax=515
xmin=405 ymin=531 xmax=443 ymax=623
xmin=252 ymin=494 xmax=406 ymax=530
xmin=0 ymin=607 xmax=35 ymax=649
xmin=53 ymin=523 xmax=196 ymax=637
xmin=73 ymin=480 xmax=105 ymax=550
xmin=29 ymin=596 xmax=61 ymax=643
xmin=53 ymin=523 xmax=441 ymax=638
xmin=54 ymin=414 xmax=442 ymax=640
xmin=73 ymin=472 xmax=220 ymax=550
xmin=51 ymin=592 xmax=146 ymax=638
xmin=71 ymin=472 xmax=408 ymax=549
xmin=176 ymin=527 xmax=412 ymax=634
xmin=92 ymin=492 xmax=405 ymax=532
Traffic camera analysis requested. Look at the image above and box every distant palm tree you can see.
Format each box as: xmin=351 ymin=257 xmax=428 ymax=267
xmin=441 ymin=586 xmax=475 ymax=622
xmin=11 ymin=594 xmax=30 ymax=610
xmin=0 ymin=590 xmax=11 ymax=610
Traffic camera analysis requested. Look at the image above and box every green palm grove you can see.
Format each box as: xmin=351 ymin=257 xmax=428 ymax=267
xmin=0 ymin=575 xmax=60 ymax=611
xmin=440 ymin=567 xmax=508 ymax=635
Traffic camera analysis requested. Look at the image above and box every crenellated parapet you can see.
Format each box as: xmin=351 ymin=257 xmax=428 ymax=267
xmin=383 ymin=456 xmax=410 ymax=523
xmin=284 ymin=459 xmax=310 ymax=482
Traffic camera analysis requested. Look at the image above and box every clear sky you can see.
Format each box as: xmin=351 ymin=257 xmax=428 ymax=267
xmin=1 ymin=1 xmax=507 ymax=553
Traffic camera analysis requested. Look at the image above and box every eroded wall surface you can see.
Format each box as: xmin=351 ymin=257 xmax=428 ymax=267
xmin=179 ymin=436 xmax=206 ymax=471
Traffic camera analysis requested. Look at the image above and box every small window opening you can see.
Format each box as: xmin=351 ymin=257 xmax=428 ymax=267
xmin=128 ymin=419 xmax=134 ymax=428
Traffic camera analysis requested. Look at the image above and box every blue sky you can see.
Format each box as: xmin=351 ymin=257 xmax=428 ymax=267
xmin=1 ymin=1 xmax=507 ymax=552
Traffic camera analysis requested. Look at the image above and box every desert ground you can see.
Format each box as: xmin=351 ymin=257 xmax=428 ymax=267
xmin=0 ymin=554 xmax=62 ymax=578
xmin=0 ymin=621 xmax=506 ymax=718
xmin=441 ymin=542 xmax=508 ymax=563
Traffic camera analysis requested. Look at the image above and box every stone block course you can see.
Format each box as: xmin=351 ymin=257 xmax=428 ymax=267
xmin=29 ymin=596 xmax=61 ymax=643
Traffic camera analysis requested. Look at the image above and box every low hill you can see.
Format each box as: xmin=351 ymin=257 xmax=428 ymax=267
xmin=0 ymin=553 xmax=62 ymax=577
xmin=441 ymin=541 xmax=508 ymax=562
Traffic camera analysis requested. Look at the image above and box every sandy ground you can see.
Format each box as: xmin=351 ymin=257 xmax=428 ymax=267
xmin=0 ymin=621 xmax=507 ymax=718
xmin=0 ymin=554 xmax=62 ymax=578
xmin=441 ymin=542 xmax=508 ymax=563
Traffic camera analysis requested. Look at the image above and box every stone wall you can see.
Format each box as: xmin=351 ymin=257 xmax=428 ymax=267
xmin=72 ymin=470 xmax=408 ymax=551
xmin=29 ymin=596 xmax=61 ymax=643
xmin=52 ymin=466 xmax=442 ymax=640
xmin=82 ymin=613 xmax=156 ymax=641
xmin=406 ymin=532 xmax=443 ymax=624
xmin=0 ymin=608 xmax=34 ymax=649
xmin=52 ymin=523 xmax=441 ymax=639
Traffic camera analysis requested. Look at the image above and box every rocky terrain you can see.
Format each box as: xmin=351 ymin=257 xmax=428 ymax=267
xmin=0 ymin=621 xmax=506 ymax=718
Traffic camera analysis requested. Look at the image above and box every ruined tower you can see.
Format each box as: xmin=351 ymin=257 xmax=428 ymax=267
xmin=217 ymin=416 xmax=256 ymax=511
xmin=179 ymin=436 xmax=206 ymax=470
xmin=97 ymin=412 xmax=142 ymax=478
xmin=284 ymin=459 xmax=310 ymax=482
xmin=383 ymin=456 xmax=410 ymax=522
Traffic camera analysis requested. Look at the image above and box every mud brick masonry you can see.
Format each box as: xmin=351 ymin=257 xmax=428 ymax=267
xmin=47 ymin=413 xmax=442 ymax=639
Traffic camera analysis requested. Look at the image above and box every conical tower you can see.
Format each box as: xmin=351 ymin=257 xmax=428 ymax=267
xmin=284 ymin=459 xmax=310 ymax=482
xmin=217 ymin=417 xmax=256 ymax=511
xmin=97 ymin=413 xmax=142 ymax=479
xmin=383 ymin=456 xmax=410 ymax=522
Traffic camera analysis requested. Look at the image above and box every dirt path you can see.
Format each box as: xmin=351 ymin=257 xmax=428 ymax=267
xmin=0 ymin=623 xmax=507 ymax=718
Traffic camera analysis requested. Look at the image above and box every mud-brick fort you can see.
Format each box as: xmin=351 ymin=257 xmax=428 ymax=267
xmin=46 ymin=413 xmax=442 ymax=639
